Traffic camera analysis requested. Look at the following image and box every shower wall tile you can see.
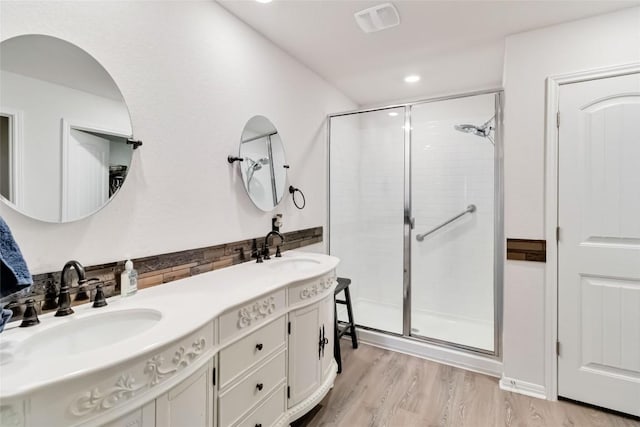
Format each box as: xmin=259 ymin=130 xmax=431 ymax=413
xmin=410 ymin=94 xmax=496 ymax=324
xmin=329 ymin=108 xmax=405 ymax=332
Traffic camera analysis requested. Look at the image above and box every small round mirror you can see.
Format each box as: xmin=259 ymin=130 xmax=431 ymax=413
xmin=0 ymin=35 xmax=134 ymax=223
xmin=238 ymin=116 xmax=287 ymax=211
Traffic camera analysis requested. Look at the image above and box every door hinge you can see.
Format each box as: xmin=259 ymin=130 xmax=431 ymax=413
xmin=556 ymin=111 xmax=560 ymax=128
xmin=213 ymin=367 xmax=216 ymax=386
xmin=288 ymin=321 xmax=291 ymax=335
xmin=556 ymin=226 xmax=560 ymax=242
xmin=287 ymin=386 xmax=290 ymax=399
xmin=556 ymin=341 xmax=561 ymax=356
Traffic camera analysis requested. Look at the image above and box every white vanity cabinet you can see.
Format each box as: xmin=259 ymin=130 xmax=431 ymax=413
xmin=155 ymin=358 xmax=215 ymax=427
xmin=216 ymin=275 xmax=337 ymax=427
xmin=319 ymin=295 xmax=336 ymax=380
xmin=217 ymin=290 xmax=288 ymax=427
xmin=0 ymin=253 xmax=341 ymax=427
xmin=287 ymin=277 xmax=337 ymax=421
xmin=103 ymin=357 xmax=215 ymax=427
xmin=102 ymin=401 xmax=156 ymax=427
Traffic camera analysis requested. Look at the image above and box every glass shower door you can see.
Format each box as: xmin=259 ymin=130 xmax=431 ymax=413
xmin=329 ymin=107 xmax=405 ymax=334
xmin=410 ymin=94 xmax=497 ymax=352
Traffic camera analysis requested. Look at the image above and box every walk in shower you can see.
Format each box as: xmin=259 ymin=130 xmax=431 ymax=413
xmin=328 ymin=91 xmax=502 ymax=356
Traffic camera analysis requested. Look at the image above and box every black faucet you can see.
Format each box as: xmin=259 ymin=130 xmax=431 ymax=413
xmin=55 ymin=260 xmax=98 ymax=316
xmin=262 ymin=225 xmax=284 ymax=259
xmin=263 ymin=231 xmax=285 ymax=259
xmin=251 ymin=239 xmax=263 ymax=263
xmin=263 ymin=215 xmax=285 ymax=259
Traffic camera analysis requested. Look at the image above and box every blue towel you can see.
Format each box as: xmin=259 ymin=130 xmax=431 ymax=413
xmin=0 ymin=308 xmax=12 ymax=333
xmin=0 ymin=216 xmax=32 ymax=298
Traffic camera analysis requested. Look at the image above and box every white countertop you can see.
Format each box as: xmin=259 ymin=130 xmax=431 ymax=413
xmin=0 ymin=250 xmax=339 ymax=399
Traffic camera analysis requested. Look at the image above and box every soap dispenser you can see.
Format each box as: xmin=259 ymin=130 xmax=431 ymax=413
xmin=121 ymin=260 xmax=138 ymax=297
xmin=125 ymin=260 xmax=138 ymax=296
xmin=120 ymin=262 xmax=130 ymax=296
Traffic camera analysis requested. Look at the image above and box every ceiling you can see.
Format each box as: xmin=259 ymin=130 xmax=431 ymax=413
xmin=218 ymin=0 xmax=639 ymax=107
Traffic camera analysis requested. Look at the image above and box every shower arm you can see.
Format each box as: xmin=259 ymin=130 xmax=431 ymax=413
xmin=415 ymin=204 xmax=476 ymax=242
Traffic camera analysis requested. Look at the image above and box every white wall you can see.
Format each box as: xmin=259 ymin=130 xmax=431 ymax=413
xmin=502 ymin=7 xmax=640 ymax=390
xmin=110 ymin=140 xmax=133 ymax=168
xmin=0 ymin=1 xmax=355 ymax=273
xmin=0 ymin=70 xmax=131 ymax=221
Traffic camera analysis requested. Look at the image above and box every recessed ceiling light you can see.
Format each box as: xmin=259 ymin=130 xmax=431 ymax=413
xmin=388 ymin=112 xmax=399 ymax=117
xmin=256 ymin=0 xmax=272 ymax=3
xmin=404 ymin=75 xmax=421 ymax=83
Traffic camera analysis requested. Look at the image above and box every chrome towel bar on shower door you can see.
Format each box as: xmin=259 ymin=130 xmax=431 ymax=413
xmin=415 ymin=204 xmax=477 ymax=242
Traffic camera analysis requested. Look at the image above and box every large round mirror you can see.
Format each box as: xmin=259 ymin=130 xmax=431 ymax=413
xmin=239 ymin=116 xmax=287 ymax=211
xmin=0 ymin=35 xmax=134 ymax=223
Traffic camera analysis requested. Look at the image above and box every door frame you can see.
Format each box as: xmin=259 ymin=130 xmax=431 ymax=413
xmin=0 ymin=107 xmax=25 ymax=208
xmin=543 ymin=62 xmax=640 ymax=401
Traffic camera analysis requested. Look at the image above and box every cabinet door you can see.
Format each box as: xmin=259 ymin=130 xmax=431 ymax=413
xmin=320 ymin=293 xmax=336 ymax=376
xmin=102 ymin=401 xmax=156 ymax=427
xmin=156 ymin=359 xmax=215 ymax=427
xmin=287 ymin=303 xmax=322 ymax=407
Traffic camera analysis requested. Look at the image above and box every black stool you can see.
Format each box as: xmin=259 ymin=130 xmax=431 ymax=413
xmin=334 ymin=277 xmax=358 ymax=374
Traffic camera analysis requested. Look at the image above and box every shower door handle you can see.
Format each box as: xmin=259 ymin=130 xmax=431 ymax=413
xmin=415 ymin=204 xmax=476 ymax=242
xmin=406 ymin=216 xmax=415 ymax=229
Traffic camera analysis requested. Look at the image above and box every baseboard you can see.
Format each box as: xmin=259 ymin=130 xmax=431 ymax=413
xmin=356 ymin=328 xmax=503 ymax=378
xmin=499 ymin=376 xmax=547 ymax=399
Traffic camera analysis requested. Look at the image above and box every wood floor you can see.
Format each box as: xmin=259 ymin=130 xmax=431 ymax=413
xmin=293 ymin=340 xmax=640 ymax=427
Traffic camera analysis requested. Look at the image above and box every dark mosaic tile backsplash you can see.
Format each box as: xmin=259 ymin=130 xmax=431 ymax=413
xmin=5 ymin=226 xmax=322 ymax=322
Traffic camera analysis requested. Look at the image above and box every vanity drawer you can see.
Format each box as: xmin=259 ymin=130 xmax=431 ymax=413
xmin=219 ymin=289 xmax=286 ymax=345
xmin=288 ymin=273 xmax=336 ymax=307
xmin=234 ymin=385 xmax=286 ymax=427
xmin=219 ymin=316 xmax=286 ymax=389
xmin=219 ymin=351 xmax=286 ymax=427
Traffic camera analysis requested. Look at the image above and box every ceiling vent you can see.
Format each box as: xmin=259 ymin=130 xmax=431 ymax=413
xmin=354 ymin=3 xmax=400 ymax=33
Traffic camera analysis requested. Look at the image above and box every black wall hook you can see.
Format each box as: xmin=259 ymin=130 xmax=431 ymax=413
xmin=126 ymin=138 xmax=143 ymax=149
xmin=228 ymin=155 xmax=244 ymax=164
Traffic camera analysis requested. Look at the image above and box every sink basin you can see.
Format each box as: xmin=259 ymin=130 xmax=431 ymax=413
xmin=16 ymin=309 xmax=162 ymax=360
xmin=267 ymin=258 xmax=321 ymax=272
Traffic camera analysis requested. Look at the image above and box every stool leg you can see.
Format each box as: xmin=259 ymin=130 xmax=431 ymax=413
xmin=344 ymin=287 xmax=358 ymax=349
xmin=334 ymin=302 xmax=342 ymax=374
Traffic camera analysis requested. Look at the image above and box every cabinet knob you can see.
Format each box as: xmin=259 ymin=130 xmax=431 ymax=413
xmin=256 ymin=383 xmax=264 ymax=391
xmin=256 ymin=343 xmax=263 ymax=351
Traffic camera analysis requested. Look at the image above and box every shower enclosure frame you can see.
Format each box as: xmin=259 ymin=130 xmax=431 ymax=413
xmin=327 ymin=88 xmax=504 ymax=359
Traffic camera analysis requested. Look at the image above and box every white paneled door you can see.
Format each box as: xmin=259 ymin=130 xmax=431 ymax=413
xmin=62 ymin=128 xmax=110 ymax=221
xmin=558 ymin=71 xmax=640 ymax=416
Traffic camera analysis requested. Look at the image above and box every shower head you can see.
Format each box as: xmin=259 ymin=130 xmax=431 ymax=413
xmin=454 ymin=116 xmax=495 ymax=143
xmin=454 ymin=123 xmax=488 ymax=136
xmin=245 ymin=157 xmax=270 ymax=171
xmin=245 ymin=157 xmax=270 ymax=186
xmin=253 ymin=157 xmax=269 ymax=170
